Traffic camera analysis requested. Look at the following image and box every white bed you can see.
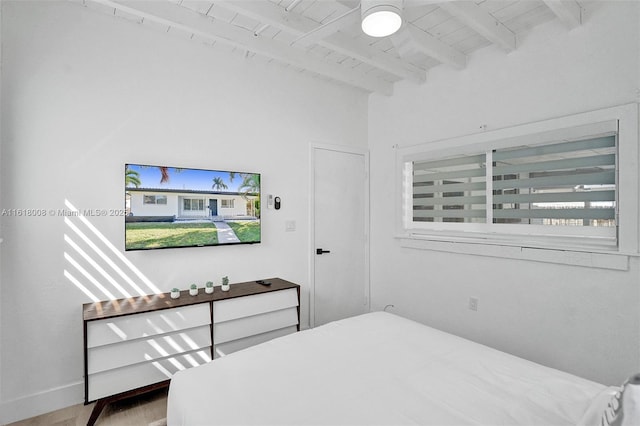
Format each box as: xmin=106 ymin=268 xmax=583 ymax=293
xmin=167 ymin=312 xmax=618 ymax=425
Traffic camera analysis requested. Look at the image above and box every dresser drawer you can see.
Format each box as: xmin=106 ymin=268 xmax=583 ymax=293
xmin=214 ymin=307 xmax=298 ymax=344
xmin=87 ymin=303 xmax=211 ymax=348
xmin=88 ymin=350 xmax=208 ymax=401
xmin=214 ymin=325 xmax=297 ymax=358
xmin=88 ymin=325 xmax=212 ymax=374
xmin=213 ymin=288 xmax=298 ymax=323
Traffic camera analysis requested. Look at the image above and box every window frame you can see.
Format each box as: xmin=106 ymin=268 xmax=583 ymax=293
xmin=143 ymin=195 xmax=167 ymax=205
xmin=396 ymin=104 xmax=639 ymax=256
xmin=221 ymin=199 xmax=235 ymax=209
xmin=183 ymin=198 xmax=204 ymax=212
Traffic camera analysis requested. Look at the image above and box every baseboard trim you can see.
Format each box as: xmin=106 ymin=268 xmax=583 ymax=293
xmin=0 ymin=381 xmax=84 ymax=425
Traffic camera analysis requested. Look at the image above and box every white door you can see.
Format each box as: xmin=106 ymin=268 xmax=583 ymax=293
xmin=311 ymin=145 xmax=369 ymax=327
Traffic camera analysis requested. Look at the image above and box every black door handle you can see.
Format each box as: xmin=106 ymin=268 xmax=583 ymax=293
xmin=316 ymin=248 xmax=331 ymax=255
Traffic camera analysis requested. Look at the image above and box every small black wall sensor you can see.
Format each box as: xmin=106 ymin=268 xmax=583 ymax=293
xmin=274 ymin=196 xmax=281 ymax=210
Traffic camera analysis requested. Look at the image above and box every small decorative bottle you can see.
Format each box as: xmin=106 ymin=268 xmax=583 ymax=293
xmin=221 ymin=276 xmax=230 ymax=292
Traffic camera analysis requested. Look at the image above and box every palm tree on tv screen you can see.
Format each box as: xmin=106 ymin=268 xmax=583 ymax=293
xmin=238 ymin=174 xmax=260 ymax=218
xmin=138 ymin=165 xmax=182 ymax=184
xmin=158 ymin=166 xmax=171 ymax=183
xmin=212 ymin=177 xmax=228 ymax=191
xmin=125 ymin=166 xmax=141 ymax=188
xmin=238 ymin=174 xmax=260 ymax=196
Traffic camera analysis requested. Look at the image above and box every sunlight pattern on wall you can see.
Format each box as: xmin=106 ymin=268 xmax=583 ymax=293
xmin=64 ymin=252 xmax=117 ymax=300
xmin=65 ymin=235 xmax=132 ymax=299
xmin=63 ymin=199 xmax=162 ymax=300
xmin=64 ymin=269 xmax=101 ymax=303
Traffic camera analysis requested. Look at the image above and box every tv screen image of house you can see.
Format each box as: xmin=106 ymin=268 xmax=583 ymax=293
xmin=125 ymin=164 xmax=260 ymax=251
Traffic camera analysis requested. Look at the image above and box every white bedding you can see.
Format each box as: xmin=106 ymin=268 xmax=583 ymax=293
xmin=167 ymin=312 xmax=612 ymax=425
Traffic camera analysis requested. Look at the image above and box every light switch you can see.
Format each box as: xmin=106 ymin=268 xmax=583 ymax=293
xmin=285 ymin=220 xmax=296 ymax=232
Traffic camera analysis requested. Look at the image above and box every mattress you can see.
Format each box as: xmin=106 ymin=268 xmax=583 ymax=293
xmin=167 ymin=312 xmax=613 ymax=425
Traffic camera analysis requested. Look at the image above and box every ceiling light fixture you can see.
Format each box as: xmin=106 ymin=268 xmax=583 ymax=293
xmin=361 ymin=0 xmax=403 ymax=38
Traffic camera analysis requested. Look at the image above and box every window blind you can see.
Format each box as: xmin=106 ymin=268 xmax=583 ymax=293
xmin=492 ymin=135 xmax=616 ymax=226
xmin=410 ymin=135 xmax=616 ymax=227
xmin=412 ymin=154 xmax=487 ymax=223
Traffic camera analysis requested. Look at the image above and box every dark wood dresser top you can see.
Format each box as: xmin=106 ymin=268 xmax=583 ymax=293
xmin=83 ymin=277 xmax=299 ymax=321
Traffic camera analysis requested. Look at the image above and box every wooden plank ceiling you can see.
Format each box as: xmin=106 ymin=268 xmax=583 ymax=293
xmin=76 ymin=0 xmax=588 ymax=95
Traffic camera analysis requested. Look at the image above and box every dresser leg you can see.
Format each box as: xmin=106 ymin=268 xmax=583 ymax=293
xmin=85 ymin=380 xmax=170 ymax=425
xmin=87 ymin=398 xmax=108 ymax=426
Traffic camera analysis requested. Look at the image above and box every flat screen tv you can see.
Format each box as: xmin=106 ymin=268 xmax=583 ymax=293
xmin=125 ymin=163 xmax=260 ymax=251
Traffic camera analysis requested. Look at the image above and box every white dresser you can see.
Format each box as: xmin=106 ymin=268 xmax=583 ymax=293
xmin=83 ymin=278 xmax=300 ymax=425
xmin=213 ymin=287 xmax=299 ymax=357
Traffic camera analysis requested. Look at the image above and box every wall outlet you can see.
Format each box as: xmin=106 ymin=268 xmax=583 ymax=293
xmin=468 ymin=297 xmax=479 ymax=311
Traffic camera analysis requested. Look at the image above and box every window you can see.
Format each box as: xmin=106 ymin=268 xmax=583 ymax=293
xmin=399 ymin=116 xmax=631 ymax=252
xmin=412 ymin=154 xmax=486 ymax=223
xmin=397 ymin=105 xmax=640 ymax=266
xmin=143 ymin=195 xmax=167 ymax=205
xmin=491 ymin=136 xmax=616 ymax=228
xmin=183 ymin=198 xmax=204 ymax=211
xmin=411 ymin=136 xmax=617 ymax=230
xmin=221 ymin=199 xmax=235 ymax=209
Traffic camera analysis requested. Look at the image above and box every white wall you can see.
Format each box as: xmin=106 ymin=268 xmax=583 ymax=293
xmin=0 ymin=1 xmax=367 ymax=422
xmin=369 ymin=1 xmax=640 ymax=386
xmin=0 ymin=3 xmax=3 ymax=418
